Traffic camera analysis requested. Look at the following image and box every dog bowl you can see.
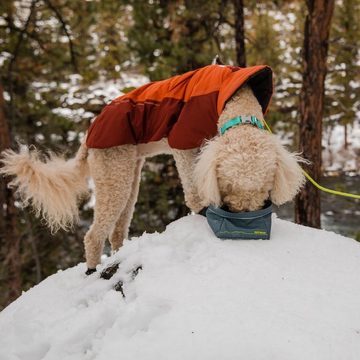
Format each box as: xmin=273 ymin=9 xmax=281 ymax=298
xmin=206 ymin=201 xmax=272 ymax=240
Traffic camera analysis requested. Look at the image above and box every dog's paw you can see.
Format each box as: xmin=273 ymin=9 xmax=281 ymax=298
xmin=85 ymin=268 xmax=97 ymax=276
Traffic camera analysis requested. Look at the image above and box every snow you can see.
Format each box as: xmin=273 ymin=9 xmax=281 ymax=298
xmin=31 ymin=72 xmax=149 ymax=123
xmin=1 ymin=215 xmax=360 ymax=360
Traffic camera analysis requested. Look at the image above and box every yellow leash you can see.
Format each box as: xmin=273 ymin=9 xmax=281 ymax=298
xmin=262 ymin=118 xmax=360 ymax=200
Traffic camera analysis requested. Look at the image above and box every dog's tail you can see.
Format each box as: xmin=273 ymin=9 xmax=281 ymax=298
xmin=0 ymin=142 xmax=89 ymax=232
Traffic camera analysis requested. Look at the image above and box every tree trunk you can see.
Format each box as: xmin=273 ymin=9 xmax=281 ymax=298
xmin=233 ymin=0 xmax=246 ymax=67
xmin=295 ymin=0 xmax=335 ymax=228
xmin=344 ymin=123 xmax=348 ymax=150
xmin=0 ymin=83 xmax=22 ymax=308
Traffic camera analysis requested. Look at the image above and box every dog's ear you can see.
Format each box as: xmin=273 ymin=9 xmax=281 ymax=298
xmin=271 ymin=141 xmax=306 ymax=205
xmin=194 ymin=138 xmax=222 ymax=207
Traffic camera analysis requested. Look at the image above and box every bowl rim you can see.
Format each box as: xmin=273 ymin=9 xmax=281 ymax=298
xmin=207 ymin=201 xmax=272 ymax=220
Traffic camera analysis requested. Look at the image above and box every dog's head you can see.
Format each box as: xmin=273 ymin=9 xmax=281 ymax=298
xmin=194 ymin=126 xmax=305 ymax=212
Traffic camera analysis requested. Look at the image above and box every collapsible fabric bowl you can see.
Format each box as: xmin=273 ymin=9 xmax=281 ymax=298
xmin=206 ymin=201 xmax=273 ymax=240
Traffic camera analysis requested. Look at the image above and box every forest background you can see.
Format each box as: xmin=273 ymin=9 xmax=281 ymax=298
xmin=0 ymin=0 xmax=359 ymax=309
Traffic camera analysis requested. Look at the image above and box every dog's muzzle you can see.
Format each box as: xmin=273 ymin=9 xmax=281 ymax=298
xmin=206 ymin=201 xmax=272 ymax=240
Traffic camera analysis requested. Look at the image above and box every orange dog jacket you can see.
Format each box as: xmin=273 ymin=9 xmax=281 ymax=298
xmin=86 ymin=64 xmax=273 ymax=150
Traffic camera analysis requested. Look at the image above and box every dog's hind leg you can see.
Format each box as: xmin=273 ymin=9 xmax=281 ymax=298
xmin=84 ymin=146 xmax=137 ymax=272
xmin=172 ymin=149 xmax=204 ymax=213
xmin=109 ymin=158 xmax=145 ymax=252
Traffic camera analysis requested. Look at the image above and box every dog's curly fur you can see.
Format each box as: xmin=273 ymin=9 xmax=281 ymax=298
xmin=0 ymin=86 xmax=305 ymax=270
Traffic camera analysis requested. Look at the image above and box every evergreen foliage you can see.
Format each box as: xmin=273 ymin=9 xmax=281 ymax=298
xmin=327 ymin=0 xmax=360 ymax=148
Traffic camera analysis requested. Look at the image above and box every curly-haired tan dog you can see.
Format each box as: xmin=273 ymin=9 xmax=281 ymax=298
xmin=0 ymin=65 xmax=305 ymax=273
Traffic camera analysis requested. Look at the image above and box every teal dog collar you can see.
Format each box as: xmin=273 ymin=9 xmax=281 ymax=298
xmin=220 ymin=115 xmax=264 ymax=135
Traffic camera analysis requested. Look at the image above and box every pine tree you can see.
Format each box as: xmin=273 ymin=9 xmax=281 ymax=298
xmin=0 ymin=82 xmax=22 ymax=306
xmin=126 ymin=0 xmax=234 ymax=80
xmin=295 ymin=0 xmax=335 ymax=228
xmin=233 ymin=0 xmax=246 ymax=66
xmin=327 ymin=0 xmax=360 ymax=149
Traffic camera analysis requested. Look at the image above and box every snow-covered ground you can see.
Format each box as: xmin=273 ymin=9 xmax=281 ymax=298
xmin=1 ymin=215 xmax=359 ymax=360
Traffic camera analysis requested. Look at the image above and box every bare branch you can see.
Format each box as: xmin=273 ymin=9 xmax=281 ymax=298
xmin=43 ymin=0 xmax=78 ymax=73
xmin=0 ymin=21 xmax=47 ymax=52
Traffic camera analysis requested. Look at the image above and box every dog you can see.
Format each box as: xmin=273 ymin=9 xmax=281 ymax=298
xmin=0 ymin=65 xmax=305 ymax=273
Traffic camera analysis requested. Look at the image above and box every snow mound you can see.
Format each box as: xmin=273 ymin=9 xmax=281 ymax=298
xmin=1 ymin=215 xmax=360 ymax=360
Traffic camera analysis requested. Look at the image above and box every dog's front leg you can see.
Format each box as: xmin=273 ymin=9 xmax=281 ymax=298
xmin=172 ymin=149 xmax=204 ymax=213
